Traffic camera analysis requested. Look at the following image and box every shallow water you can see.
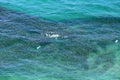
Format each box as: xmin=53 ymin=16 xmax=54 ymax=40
xmin=0 ymin=0 xmax=120 ymax=80
xmin=0 ymin=0 xmax=120 ymax=20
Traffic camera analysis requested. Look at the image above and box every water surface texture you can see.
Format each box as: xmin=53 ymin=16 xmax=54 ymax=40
xmin=0 ymin=0 xmax=120 ymax=80
xmin=0 ymin=0 xmax=120 ymax=20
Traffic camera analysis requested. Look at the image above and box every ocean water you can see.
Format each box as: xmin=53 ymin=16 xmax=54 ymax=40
xmin=0 ymin=0 xmax=120 ymax=80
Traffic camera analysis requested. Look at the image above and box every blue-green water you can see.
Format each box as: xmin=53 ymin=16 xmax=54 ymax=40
xmin=0 ymin=0 xmax=120 ymax=20
xmin=0 ymin=0 xmax=120 ymax=80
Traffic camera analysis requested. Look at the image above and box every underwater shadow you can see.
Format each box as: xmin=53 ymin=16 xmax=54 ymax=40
xmin=0 ymin=6 xmax=120 ymax=74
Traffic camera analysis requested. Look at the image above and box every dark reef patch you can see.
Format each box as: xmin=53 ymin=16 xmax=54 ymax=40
xmin=0 ymin=6 xmax=120 ymax=78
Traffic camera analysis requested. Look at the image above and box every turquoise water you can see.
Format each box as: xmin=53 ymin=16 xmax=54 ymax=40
xmin=0 ymin=0 xmax=120 ymax=20
xmin=0 ymin=0 xmax=120 ymax=80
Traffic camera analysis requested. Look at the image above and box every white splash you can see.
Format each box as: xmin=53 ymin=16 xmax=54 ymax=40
xmin=49 ymin=34 xmax=60 ymax=38
xmin=37 ymin=45 xmax=41 ymax=49
xmin=45 ymin=32 xmax=60 ymax=38
xmin=115 ymin=40 xmax=118 ymax=43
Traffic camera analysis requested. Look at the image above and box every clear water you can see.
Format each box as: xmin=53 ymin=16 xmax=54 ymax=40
xmin=0 ymin=0 xmax=120 ymax=20
xmin=0 ymin=0 xmax=120 ymax=80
